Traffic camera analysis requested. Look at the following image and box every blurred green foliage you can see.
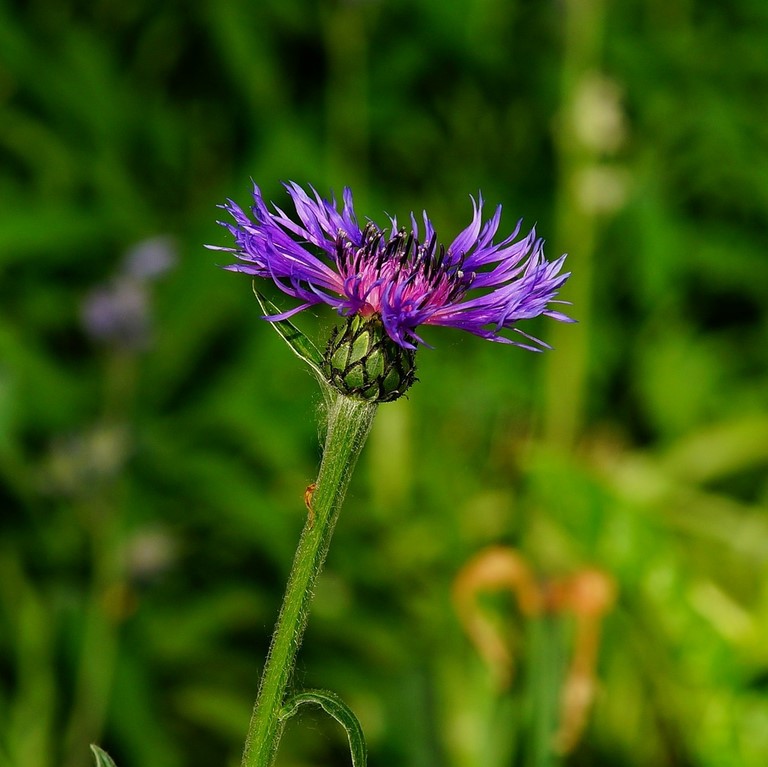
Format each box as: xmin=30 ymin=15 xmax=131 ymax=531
xmin=1 ymin=0 xmax=768 ymax=766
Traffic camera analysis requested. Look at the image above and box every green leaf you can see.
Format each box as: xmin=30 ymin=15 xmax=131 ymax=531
xmin=251 ymin=285 xmax=326 ymax=382
xmin=280 ymin=689 xmax=367 ymax=767
xmin=90 ymin=744 xmax=118 ymax=767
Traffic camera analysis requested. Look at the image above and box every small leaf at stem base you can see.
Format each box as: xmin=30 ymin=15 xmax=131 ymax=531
xmin=280 ymin=688 xmax=367 ymax=767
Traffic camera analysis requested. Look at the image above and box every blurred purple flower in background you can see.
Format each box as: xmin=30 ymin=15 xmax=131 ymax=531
xmin=81 ymin=236 xmax=177 ymax=350
xmin=209 ymin=183 xmax=573 ymax=350
xmin=123 ymin=236 xmax=178 ymax=280
xmin=82 ymin=279 xmax=150 ymax=349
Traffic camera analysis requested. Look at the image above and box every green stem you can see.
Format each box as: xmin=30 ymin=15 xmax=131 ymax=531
xmin=527 ymin=616 xmax=564 ymax=767
xmin=544 ymin=0 xmax=606 ymax=448
xmin=63 ymin=502 xmax=122 ymax=767
xmin=241 ymin=393 xmax=378 ymax=767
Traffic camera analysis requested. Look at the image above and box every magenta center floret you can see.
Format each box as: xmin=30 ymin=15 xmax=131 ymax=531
xmin=335 ymin=222 xmax=472 ymax=325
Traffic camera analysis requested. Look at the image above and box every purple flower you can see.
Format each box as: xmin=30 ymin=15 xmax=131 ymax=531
xmin=81 ymin=236 xmax=178 ymax=351
xmin=209 ymin=183 xmax=574 ymax=350
xmin=123 ymin=236 xmax=178 ymax=280
xmin=81 ymin=278 xmax=151 ymax=350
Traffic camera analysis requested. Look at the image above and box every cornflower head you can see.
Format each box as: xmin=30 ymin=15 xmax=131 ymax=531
xmin=209 ymin=182 xmax=573 ymax=402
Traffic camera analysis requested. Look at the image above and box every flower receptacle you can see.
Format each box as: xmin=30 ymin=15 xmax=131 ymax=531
xmin=322 ymin=315 xmax=416 ymax=403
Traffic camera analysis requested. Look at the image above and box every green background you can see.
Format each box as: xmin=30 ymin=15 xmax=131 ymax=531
xmin=2 ymin=0 xmax=768 ymax=765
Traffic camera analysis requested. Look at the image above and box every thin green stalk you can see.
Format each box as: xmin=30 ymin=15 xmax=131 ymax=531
xmin=527 ymin=616 xmax=564 ymax=767
xmin=544 ymin=0 xmax=607 ymax=447
xmin=63 ymin=507 xmax=122 ymax=767
xmin=65 ymin=350 xmax=136 ymax=766
xmin=241 ymin=393 xmax=377 ymax=767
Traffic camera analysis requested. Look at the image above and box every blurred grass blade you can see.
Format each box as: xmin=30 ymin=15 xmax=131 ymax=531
xmin=281 ymin=689 xmax=367 ymax=767
xmin=252 ymin=284 xmax=325 ymax=380
xmin=90 ymin=745 xmax=118 ymax=767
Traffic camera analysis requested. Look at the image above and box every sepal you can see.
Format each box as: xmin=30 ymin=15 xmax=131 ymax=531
xmin=322 ymin=315 xmax=416 ymax=403
xmin=252 ymin=285 xmax=326 ymax=383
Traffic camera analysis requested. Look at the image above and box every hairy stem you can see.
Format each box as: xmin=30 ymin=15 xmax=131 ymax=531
xmin=241 ymin=394 xmax=377 ymax=767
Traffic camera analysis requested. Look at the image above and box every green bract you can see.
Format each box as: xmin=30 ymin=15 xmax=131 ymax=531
xmin=322 ymin=315 xmax=417 ymax=403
